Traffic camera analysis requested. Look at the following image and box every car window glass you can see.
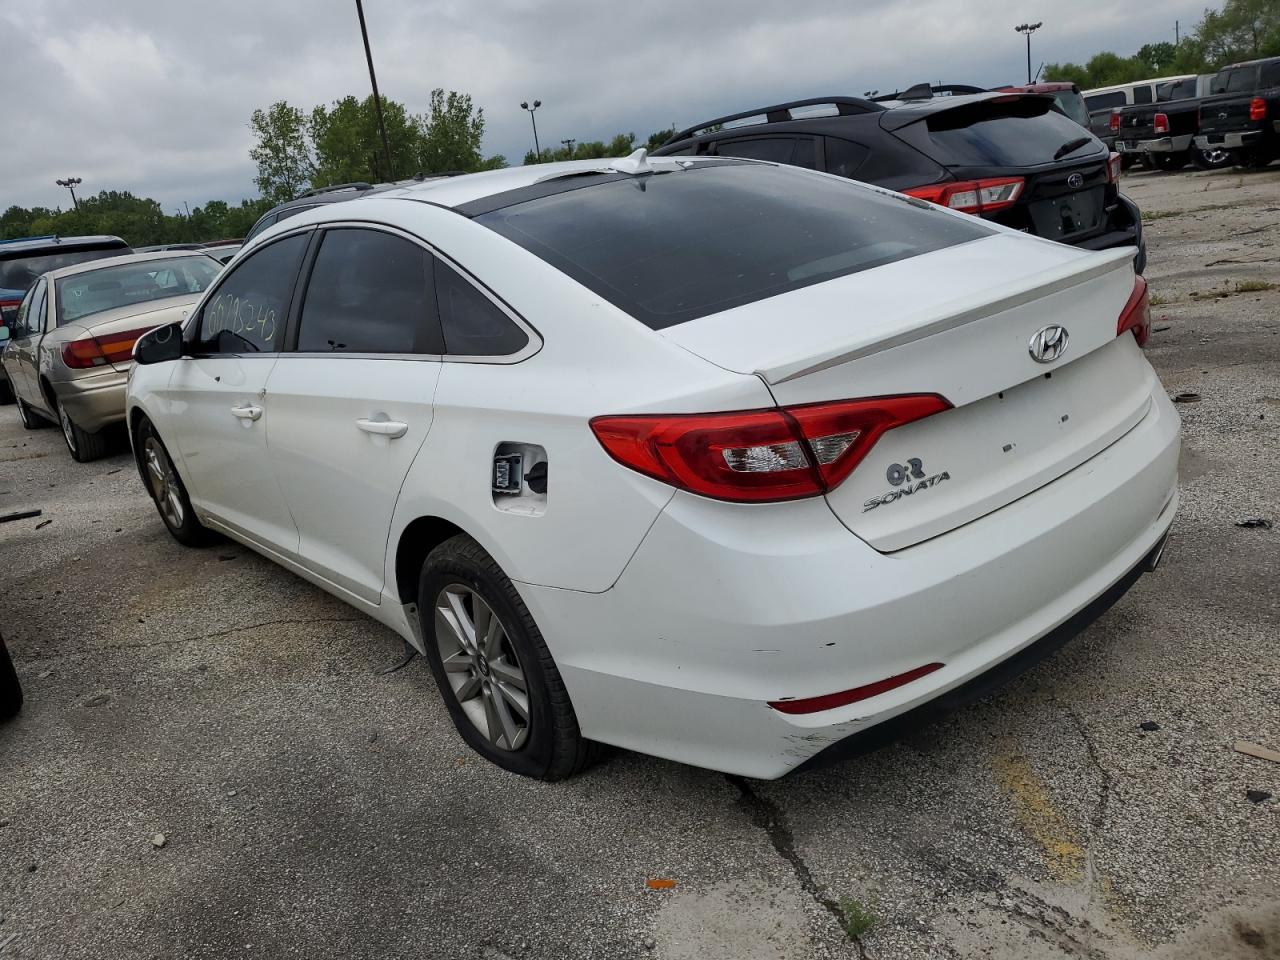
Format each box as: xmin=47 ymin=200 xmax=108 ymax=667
xmin=296 ymin=228 xmax=440 ymax=354
xmin=12 ymin=283 xmax=37 ymax=336
xmin=1261 ymin=62 xmax=1280 ymax=88
xmin=195 ymin=233 xmax=308 ymax=354
xmin=1132 ymin=86 xmax=1153 ymax=104
xmin=1085 ymin=91 xmax=1125 ymax=112
xmin=434 ymin=261 xmax=528 ymax=356
xmin=1225 ymin=68 xmax=1256 ymax=92
xmin=29 ymin=280 xmax=47 ymax=334
xmin=823 ymin=137 xmax=869 ymax=178
xmin=55 ymin=256 xmax=221 ymax=325
xmin=923 ymin=97 xmax=1104 ymax=166
xmin=245 ymin=212 xmax=277 ymax=241
xmin=0 ymin=247 xmax=129 ymax=291
xmin=790 ymin=137 xmax=819 ymax=170
xmin=274 ymin=205 xmax=315 ymax=226
xmin=713 ymin=137 xmax=796 ymax=164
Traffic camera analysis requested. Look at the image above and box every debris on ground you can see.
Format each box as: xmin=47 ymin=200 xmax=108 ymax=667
xmin=1172 ymin=392 xmax=1202 ymax=403
xmin=646 ymin=878 xmax=676 ymax=890
xmin=0 ymin=509 xmax=41 ymax=524
xmin=150 ymin=833 xmax=167 ymax=848
xmin=1235 ymin=741 xmax=1280 ymax=764
xmin=1140 ymin=721 xmax=1161 ymax=731
xmin=34 ymin=519 xmax=51 ymax=529
xmin=1235 ymin=518 xmax=1273 ymax=529
xmin=1246 ymin=790 xmax=1272 ymax=804
xmin=1154 ymin=324 xmax=1172 ymax=332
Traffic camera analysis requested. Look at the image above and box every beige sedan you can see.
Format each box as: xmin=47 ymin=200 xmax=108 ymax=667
xmin=0 ymin=250 xmax=222 ymax=461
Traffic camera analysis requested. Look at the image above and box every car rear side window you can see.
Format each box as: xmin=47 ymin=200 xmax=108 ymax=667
xmin=919 ymin=98 xmax=1106 ymax=166
xmin=434 ymin=261 xmax=528 ymax=356
xmin=1262 ymin=61 xmax=1280 ymax=88
xmin=195 ymin=233 xmax=308 ymax=354
xmin=1085 ymin=92 xmax=1125 ymax=112
xmin=296 ymin=228 xmax=441 ymax=354
xmin=824 ymin=137 xmax=869 ymax=178
xmin=1132 ymin=86 xmax=1153 ymax=104
xmin=476 ymin=163 xmax=991 ymax=331
xmin=712 ymin=137 xmax=796 ymax=163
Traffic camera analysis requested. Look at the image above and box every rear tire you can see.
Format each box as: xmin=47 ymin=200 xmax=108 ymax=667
xmin=57 ymin=399 xmax=108 ymax=462
xmin=1119 ymin=154 xmax=1138 ymax=171
xmin=135 ymin=416 xmax=216 ymax=547
xmin=1192 ymin=148 xmax=1233 ymax=170
xmin=0 ymin=633 xmax=22 ymax=722
xmin=16 ymin=397 xmax=47 ymax=430
xmin=1151 ymin=151 xmax=1189 ymax=172
xmin=418 ymin=534 xmax=602 ymax=781
xmin=0 ymin=378 xmax=13 ymax=405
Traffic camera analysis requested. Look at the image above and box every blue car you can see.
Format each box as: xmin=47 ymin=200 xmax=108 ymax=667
xmin=0 ymin=235 xmax=132 ymax=401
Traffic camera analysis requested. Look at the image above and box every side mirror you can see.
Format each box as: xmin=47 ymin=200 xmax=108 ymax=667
xmin=134 ymin=322 xmax=184 ymax=365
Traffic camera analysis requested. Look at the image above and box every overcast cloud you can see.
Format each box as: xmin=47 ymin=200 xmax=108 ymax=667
xmin=1 ymin=0 xmax=1206 ymax=213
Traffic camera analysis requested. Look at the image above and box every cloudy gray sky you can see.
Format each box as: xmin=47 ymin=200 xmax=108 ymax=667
xmin=1 ymin=0 xmax=1207 ymax=213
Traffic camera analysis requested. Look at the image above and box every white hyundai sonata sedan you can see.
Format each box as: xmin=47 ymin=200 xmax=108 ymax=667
xmin=126 ymin=152 xmax=1179 ymax=780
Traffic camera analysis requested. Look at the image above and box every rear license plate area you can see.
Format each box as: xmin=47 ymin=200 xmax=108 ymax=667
xmin=1030 ymin=187 xmax=1104 ymax=240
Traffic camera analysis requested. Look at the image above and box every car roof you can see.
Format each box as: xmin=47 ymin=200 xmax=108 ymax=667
xmin=0 ymin=235 xmax=128 ymax=258
xmin=1083 ymin=75 xmax=1197 ymax=96
xmin=42 ymin=249 xmax=219 ymax=281
xmin=1000 ymin=82 xmax=1077 ymax=93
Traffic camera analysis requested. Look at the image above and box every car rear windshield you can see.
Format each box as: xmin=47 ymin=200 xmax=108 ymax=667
xmin=0 ymin=246 xmax=129 ymax=292
xmin=1052 ymin=91 xmax=1091 ymax=127
xmin=475 ymin=164 xmax=990 ymax=330
xmin=56 ymin=256 xmax=222 ymax=324
xmin=920 ymin=97 xmax=1106 ymax=166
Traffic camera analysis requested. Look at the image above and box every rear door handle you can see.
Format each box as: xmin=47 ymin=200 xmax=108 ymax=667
xmin=231 ymin=404 xmax=263 ymax=421
xmin=356 ymin=417 xmax=408 ymax=439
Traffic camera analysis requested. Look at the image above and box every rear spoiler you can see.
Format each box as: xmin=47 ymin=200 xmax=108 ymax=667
xmin=877 ymin=92 xmax=1047 ymax=131
xmin=762 ymin=246 xmax=1137 ymax=385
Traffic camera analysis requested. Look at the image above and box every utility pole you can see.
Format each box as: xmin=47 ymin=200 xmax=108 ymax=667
xmin=1175 ymin=20 xmax=1180 ymax=44
xmin=355 ymin=0 xmax=394 ymax=180
xmin=561 ymin=138 xmax=576 ymax=158
xmin=1015 ymin=22 xmax=1043 ymax=85
xmin=521 ymin=101 xmax=542 ymax=160
xmin=55 ymin=177 xmax=82 ymax=211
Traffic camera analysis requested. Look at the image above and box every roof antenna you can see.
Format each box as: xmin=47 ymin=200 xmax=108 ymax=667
xmin=609 ymin=148 xmax=653 ymax=175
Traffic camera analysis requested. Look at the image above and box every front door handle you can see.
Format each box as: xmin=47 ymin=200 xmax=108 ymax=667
xmin=356 ymin=417 xmax=408 ymax=439
xmin=231 ymin=404 xmax=263 ymax=421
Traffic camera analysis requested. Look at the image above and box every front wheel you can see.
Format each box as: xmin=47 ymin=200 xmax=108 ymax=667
xmin=135 ymin=416 xmax=216 ymax=546
xmin=419 ymin=534 xmax=602 ymax=781
xmin=57 ymin=399 xmax=108 ymax=462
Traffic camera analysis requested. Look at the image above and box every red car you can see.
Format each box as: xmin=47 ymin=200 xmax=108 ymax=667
xmin=997 ymin=82 xmax=1091 ymax=130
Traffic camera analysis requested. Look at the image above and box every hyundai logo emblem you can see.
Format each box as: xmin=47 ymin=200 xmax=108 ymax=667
xmin=1067 ymin=172 xmax=1085 ymax=189
xmin=1029 ymin=325 xmax=1070 ymax=363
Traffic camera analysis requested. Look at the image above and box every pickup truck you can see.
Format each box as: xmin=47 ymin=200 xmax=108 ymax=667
xmin=1113 ymin=75 xmax=1233 ymax=171
xmin=1194 ymin=56 xmax=1280 ymax=168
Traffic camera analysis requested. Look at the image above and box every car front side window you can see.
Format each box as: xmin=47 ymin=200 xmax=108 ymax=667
xmin=194 ymin=233 xmax=308 ymax=355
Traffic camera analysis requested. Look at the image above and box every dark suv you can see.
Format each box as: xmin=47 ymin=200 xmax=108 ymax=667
xmin=0 ymin=234 xmax=132 ymax=402
xmin=653 ymin=92 xmax=1145 ymax=273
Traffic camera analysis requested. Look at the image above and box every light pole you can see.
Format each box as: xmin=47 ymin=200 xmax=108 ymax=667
xmin=355 ymin=0 xmax=394 ymax=180
xmin=1015 ymin=22 xmax=1043 ymax=84
xmin=561 ymin=138 xmax=576 ymax=158
xmin=520 ymin=100 xmax=542 ymax=161
xmin=55 ymin=177 xmax=82 ymax=211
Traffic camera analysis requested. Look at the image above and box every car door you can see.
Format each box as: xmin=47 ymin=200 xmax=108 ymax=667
xmin=4 ymin=279 xmax=47 ymax=410
xmin=262 ymin=225 xmax=443 ymax=605
xmin=165 ymin=231 xmax=310 ymax=554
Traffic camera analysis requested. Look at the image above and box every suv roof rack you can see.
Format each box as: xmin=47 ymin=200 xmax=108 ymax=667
xmin=0 ymin=235 xmax=58 ymax=246
xmin=873 ymin=83 xmax=988 ymax=102
xmin=296 ymin=181 xmax=375 ymax=199
xmin=661 ymin=96 xmax=883 ymax=148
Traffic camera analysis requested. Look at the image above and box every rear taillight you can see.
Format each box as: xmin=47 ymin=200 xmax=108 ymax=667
xmin=1153 ymin=112 xmax=1170 ymax=134
xmin=61 ymin=325 xmax=155 ymax=369
xmin=1250 ymin=97 xmax=1267 ymax=121
xmin=1109 ymin=110 xmax=1121 ymax=132
xmin=902 ymin=177 xmax=1024 ymax=215
xmin=1107 ymin=152 xmax=1123 ymax=183
xmin=0 ymin=299 xmax=20 ymax=324
xmin=590 ymin=394 xmax=952 ymax=503
xmin=1117 ymin=276 xmax=1151 ymax=347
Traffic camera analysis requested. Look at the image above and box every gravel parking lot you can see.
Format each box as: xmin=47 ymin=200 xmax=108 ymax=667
xmin=1 ymin=166 xmax=1278 ymax=960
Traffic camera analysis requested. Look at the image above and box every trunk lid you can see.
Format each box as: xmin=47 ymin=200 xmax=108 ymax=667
xmin=661 ymin=235 xmax=1151 ymax=551
xmin=68 ymin=296 xmax=196 ymax=372
xmin=1198 ymin=93 xmax=1260 ymax=135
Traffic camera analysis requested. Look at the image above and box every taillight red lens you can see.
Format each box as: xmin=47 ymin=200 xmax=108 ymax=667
xmin=768 ymin=662 xmax=945 ymax=714
xmin=0 ymin=299 xmax=20 ymax=324
xmin=590 ymin=394 xmax=951 ymax=503
xmin=902 ymin=177 xmax=1024 ymax=215
xmin=1117 ymin=275 xmax=1151 ymax=347
xmin=62 ymin=325 xmax=155 ymax=369
xmin=1250 ymin=97 xmax=1267 ymax=121
xmin=1107 ymin=152 xmax=1123 ymax=183
xmin=1109 ymin=110 xmax=1121 ymax=132
xmin=1153 ymin=112 xmax=1170 ymax=134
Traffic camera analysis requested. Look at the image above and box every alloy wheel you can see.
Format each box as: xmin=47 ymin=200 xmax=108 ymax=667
xmin=433 ymin=584 xmax=530 ymax=751
xmin=143 ymin=436 xmax=185 ymax=529
xmin=58 ymin=403 xmax=77 ymax=454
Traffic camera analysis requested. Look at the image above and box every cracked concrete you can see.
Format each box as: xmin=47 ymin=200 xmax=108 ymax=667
xmin=1 ymin=165 xmax=1278 ymax=959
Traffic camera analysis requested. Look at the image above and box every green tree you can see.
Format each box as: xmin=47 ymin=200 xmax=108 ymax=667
xmin=1200 ymin=0 xmax=1280 ymax=62
xmin=249 ymin=101 xmax=314 ymax=204
xmin=1043 ymin=61 xmax=1092 ymax=86
xmin=311 ymin=95 xmax=420 ymax=186
xmin=417 ymin=89 xmax=504 ymax=173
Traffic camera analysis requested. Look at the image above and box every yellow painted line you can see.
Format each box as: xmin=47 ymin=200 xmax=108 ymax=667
xmin=992 ymin=747 xmax=1086 ymax=882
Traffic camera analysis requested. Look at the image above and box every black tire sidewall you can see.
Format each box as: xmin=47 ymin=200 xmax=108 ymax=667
xmin=135 ymin=417 xmax=209 ymax=546
xmin=16 ymin=398 xmax=39 ymax=430
xmin=0 ymin=635 xmax=23 ymax=722
xmin=418 ymin=543 xmax=559 ymax=779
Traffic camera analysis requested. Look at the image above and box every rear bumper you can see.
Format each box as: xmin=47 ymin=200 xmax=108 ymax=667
xmin=522 ymin=386 xmax=1180 ymax=779
xmin=51 ymin=368 xmax=128 ymax=431
xmin=1076 ymin=194 xmax=1146 ymax=274
xmin=1195 ymin=130 xmax=1264 ymax=150
xmin=1116 ymin=135 xmax=1193 ymax=154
